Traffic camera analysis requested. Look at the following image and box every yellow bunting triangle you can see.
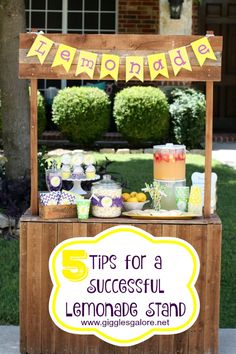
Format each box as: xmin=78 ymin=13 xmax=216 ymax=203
xmin=191 ymin=37 xmax=217 ymax=67
xmin=169 ymin=46 xmax=192 ymax=76
xmin=100 ymin=54 xmax=120 ymax=81
xmin=76 ymin=51 xmax=97 ymax=78
xmin=27 ymin=35 xmax=54 ymax=64
xmin=126 ymin=56 xmax=144 ymax=82
xmin=148 ymin=53 xmax=169 ymax=80
xmin=51 ymin=44 xmax=76 ymax=72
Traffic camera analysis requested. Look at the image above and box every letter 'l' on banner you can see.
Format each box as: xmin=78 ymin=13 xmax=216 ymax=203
xmin=169 ymin=46 xmax=192 ymax=76
xmin=76 ymin=51 xmax=98 ymax=78
xmin=100 ymin=54 xmax=120 ymax=80
xmin=27 ymin=35 xmax=54 ymax=64
xmin=126 ymin=56 xmax=144 ymax=82
xmin=147 ymin=53 xmax=169 ymax=80
xmin=191 ymin=37 xmax=217 ymax=66
xmin=51 ymin=44 xmax=76 ymax=72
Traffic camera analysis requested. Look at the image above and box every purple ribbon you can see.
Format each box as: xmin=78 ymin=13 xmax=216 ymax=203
xmin=92 ymin=196 xmax=123 ymax=207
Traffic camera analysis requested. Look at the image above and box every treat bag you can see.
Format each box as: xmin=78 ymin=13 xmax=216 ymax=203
xmin=188 ymin=186 xmax=202 ymax=215
xmin=191 ymin=172 xmax=217 ymax=213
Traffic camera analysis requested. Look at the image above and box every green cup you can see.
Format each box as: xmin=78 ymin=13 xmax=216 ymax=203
xmin=175 ymin=186 xmax=189 ymax=212
xmin=76 ymin=199 xmax=91 ymax=220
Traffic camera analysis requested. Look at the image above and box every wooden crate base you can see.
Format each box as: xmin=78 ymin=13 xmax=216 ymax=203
xmin=20 ymin=214 xmax=222 ymax=354
xmin=39 ymin=204 xmax=77 ymax=219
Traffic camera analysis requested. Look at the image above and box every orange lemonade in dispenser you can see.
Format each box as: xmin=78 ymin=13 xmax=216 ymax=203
xmin=153 ymin=144 xmax=186 ymax=181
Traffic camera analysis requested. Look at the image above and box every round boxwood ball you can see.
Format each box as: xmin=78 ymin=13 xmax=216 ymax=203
xmin=52 ymin=86 xmax=110 ymax=145
xmin=113 ymin=86 xmax=169 ymax=143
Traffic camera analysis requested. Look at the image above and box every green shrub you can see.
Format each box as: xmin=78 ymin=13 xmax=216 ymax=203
xmin=37 ymin=90 xmax=47 ymax=137
xmin=0 ymin=90 xmax=46 ymax=138
xmin=169 ymin=88 xmax=206 ymax=149
xmin=52 ymin=86 xmax=110 ymax=144
xmin=113 ymin=86 xmax=169 ymax=143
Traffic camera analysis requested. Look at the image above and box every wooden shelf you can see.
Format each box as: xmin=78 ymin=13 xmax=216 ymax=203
xmin=21 ymin=212 xmax=221 ymax=225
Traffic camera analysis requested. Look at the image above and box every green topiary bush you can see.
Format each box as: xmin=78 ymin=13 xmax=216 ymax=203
xmin=113 ymin=86 xmax=169 ymax=143
xmin=37 ymin=90 xmax=47 ymax=137
xmin=169 ymin=88 xmax=206 ymax=149
xmin=52 ymin=86 xmax=110 ymax=145
xmin=0 ymin=90 xmax=46 ymax=138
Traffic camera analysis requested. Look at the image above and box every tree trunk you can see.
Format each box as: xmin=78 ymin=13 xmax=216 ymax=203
xmin=0 ymin=0 xmax=30 ymax=180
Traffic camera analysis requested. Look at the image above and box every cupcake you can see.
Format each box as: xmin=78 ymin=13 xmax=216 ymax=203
xmin=84 ymin=153 xmax=94 ymax=166
xmin=71 ymin=153 xmax=84 ymax=166
xmin=72 ymin=165 xmax=85 ymax=179
xmin=85 ymin=165 xmax=96 ymax=179
xmin=61 ymin=154 xmax=71 ymax=165
xmin=61 ymin=164 xmax=71 ymax=180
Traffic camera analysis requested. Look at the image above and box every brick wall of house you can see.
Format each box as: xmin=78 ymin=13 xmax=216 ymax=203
xmin=118 ymin=0 xmax=159 ymax=33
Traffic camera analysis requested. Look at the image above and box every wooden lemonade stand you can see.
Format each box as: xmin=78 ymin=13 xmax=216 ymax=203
xmin=19 ymin=33 xmax=223 ymax=354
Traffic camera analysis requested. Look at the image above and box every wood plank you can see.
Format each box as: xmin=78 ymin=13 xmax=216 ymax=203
xmin=143 ymin=336 xmax=159 ymax=354
xmin=20 ymin=214 xmax=222 ymax=225
xmin=203 ymin=224 xmax=222 ymax=354
xmin=19 ymin=33 xmax=223 ymax=52
xmin=30 ymin=79 xmax=38 ymax=215
xmin=26 ymin=222 xmax=43 ymax=354
xmin=54 ymin=223 xmax=74 ymax=354
xmin=172 ymin=225 xmax=192 ymax=354
xmin=20 ymin=222 xmax=28 ymax=353
xmin=19 ymin=48 xmax=222 ymax=67
xmin=157 ymin=223 xmax=177 ymax=354
xmin=19 ymin=63 xmax=222 ymax=82
xmin=19 ymin=33 xmax=222 ymax=81
xmin=72 ymin=222 xmax=88 ymax=238
xmin=211 ymin=224 xmax=222 ymax=354
xmin=129 ymin=343 xmax=144 ymax=354
xmin=114 ymin=346 xmax=130 ymax=354
xmin=187 ymin=225 xmax=207 ymax=354
xmin=41 ymin=223 xmax=58 ymax=354
xmin=204 ymin=81 xmax=214 ymax=217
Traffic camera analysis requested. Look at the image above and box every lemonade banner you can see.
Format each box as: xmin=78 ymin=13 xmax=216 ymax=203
xmin=126 ymin=56 xmax=144 ymax=82
xmin=27 ymin=35 xmax=217 ymax=81
xmin=49 ymin=225 xmax=200 ymax=346
xmin=191 ymin=37 xmax=217 ymax=67
xmin=27 ymin=34 xmax=54 ymax=64
xmin=169 ymin=46 xmax=192 ymax=76
xmin=51 ymin=44 xmax=76 ymax=72
xmin=100 ymin=54 xmax=120 ymax=80
xmin=76 ymin=50 xmax=98 ymax=78
xmin=148 ymin=53 xmax=169 ymax=80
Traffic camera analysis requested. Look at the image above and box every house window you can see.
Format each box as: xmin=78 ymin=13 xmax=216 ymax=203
xmin=67 ymin=0 xmax=117 ymax=34
xmin=25 ymin=0 xmax=117 ymax=90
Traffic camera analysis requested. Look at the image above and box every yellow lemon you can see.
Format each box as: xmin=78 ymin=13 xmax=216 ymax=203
xmin=130 ymin=192 xmax=137 ymax=197
xmin=137 ymin=192 xmax=147 ymax=202
xmin=122 ymin=192 xmax=130 ymax=201
xmin=127 ymin=197 xmax=138 ymax=203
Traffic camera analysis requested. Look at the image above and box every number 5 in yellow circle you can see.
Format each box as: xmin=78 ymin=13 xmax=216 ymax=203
xmin=62 ymin=250 xmax=88 ymax=282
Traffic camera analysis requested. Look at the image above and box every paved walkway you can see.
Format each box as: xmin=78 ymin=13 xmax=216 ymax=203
xmin=212 ymin=142 xmax=236 ymax=169
xmin=0 ymin=326 xmax=235 ymax=354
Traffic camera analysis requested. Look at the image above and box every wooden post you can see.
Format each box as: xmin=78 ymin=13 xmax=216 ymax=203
xmin=30 ymin=79 xmax=38 ymax=215
xmin=204 ymin=81 xmax=214 ymax=218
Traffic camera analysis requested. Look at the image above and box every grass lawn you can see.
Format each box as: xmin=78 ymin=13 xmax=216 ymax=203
xmin=0 ymin=153 xmax=235 ymax=327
